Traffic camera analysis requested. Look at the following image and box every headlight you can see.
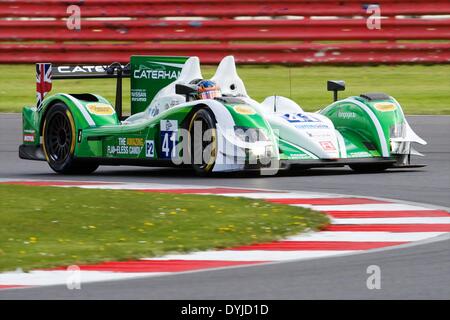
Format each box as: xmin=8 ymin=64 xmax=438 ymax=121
xmin=390 ymin=123 xmax=406 ymax=139
xmin=251 ymin=145 xmax=266 ymax=157
xmin=234 ymin=126 xmax=269 ymax=143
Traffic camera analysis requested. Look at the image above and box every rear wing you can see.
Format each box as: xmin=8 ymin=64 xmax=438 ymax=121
xmin=36 ymin=62 xmax=130 ymax=119
xmin=52 ymin=63 xmax=130 ymax=79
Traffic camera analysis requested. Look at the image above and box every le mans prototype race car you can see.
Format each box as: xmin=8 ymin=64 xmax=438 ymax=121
xmin=19 ymin=55 xmax=426 ymax=175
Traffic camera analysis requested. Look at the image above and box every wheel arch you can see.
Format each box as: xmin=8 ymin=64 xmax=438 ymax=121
xmin=320 ymin=97 xmax=402 ymax=157
xmin=186 ymin=100 xmax=236 ymax=130
xmin=38 ymin=94 xmax=95 ymax=138
xmin=39 ymin=98 xmax=68 ymax=138
xmin=181 ymin=103 xmax=211 ymax=128
xmin=40 ymin=101 xmax=99 ymax=174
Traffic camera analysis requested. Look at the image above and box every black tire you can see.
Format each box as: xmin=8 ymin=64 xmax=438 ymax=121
xmin=42 ymin=102 xmax=99 ymax=174
xmin=187 ymin=108 xmax=217 ymax=175
xmin=349 ymin=163 xmax=391 ymax=173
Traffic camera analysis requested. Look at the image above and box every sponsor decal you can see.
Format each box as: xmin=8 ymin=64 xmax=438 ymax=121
xmin=130 ymin=56 xmax=188 ymax=115
xmin=133 ymin=62 xmax=183 ymax=80
xmin=349 ymin=151 xmax=371 ymax=158
xmin=127 ymin=138 xmax=144 ymax=147
xmin=233 ymin=105 xmax=256 ymax=115
xmin=106 ymin=137 xmax=144 ymax=156
xmin=160 ymin=120 xmax=178 ymax=132
xmin=134 ymin=69 xmax=180 ymax=80
xmin=131 ymin=88 xmax=147 ymax=103
xmin=374 ymin=102 xmax=397 ymax=112
xmin=86 ymin=103 xmax=115 ymax=116
xmin=160 ymin=131 xmax=177 ymax=159
xmin=306 ymin=131 xmax=333 ymax=138
xmin=57 ymin=65 xmax=108 ymax=74
xmin=337 ymin=110 xmax=356 ymax=119
xmin=319 ymin=141 xmax=336 ymax=152
xmin=282 ymin=113 xmax=320 ymax=123
xmin=160 ymin=120 xmax=178 ymax=159
xmin=23 ymin=134 xmax=35 ymax=142
xmin=289 ymin=153 xmax=311 ymax=160
xmin=295 ymin=123 xmax=329 ymax=129
xmin=145 ymin=140 xmax=155 ymax=158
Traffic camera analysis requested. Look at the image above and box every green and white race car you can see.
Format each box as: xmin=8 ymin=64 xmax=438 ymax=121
xmin=20 ymin=55 xmax=426 ymax=175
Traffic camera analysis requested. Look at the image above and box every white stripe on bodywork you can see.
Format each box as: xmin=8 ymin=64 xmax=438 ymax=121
xmin=280 ymin=138 xmax=319 ymax=159
xmin=341 ymin=98 xmax=389 ymax=156
xmin=335 ymin=130 xmax=347 ymax=158
xmin=150 ymin=61 xmax=186 ymax=69
xmin=60 ymin=93 xmax=96 ymax=127
xmin=390 ymin=97 xmax=427 ymax=145
xmin=195 ymin=100 xmax=240 ymax=172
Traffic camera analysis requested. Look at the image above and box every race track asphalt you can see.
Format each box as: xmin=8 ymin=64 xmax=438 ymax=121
xmin=0 ymin=114 xmax=449 ymax=299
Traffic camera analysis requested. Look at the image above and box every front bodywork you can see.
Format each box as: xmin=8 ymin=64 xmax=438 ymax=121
xmin=246 ymin=94 xmax=426 ymax=169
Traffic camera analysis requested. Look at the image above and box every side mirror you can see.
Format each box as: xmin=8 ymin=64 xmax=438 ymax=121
xmin=327 ymin=80 xmax=345 ymax=102
xmin=175 ymin=84 xmax=196 ymax=96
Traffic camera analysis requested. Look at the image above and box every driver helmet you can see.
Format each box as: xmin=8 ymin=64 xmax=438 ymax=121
xmin=196 ymin=80 xmax=221 ymax=100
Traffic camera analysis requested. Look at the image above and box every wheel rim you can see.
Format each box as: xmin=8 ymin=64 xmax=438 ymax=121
xmin=45 ymin=111 xmax=72 ymax=163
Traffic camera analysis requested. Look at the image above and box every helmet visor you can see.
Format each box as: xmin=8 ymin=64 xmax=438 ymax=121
xmin=199 ymin=90 xmax=221 ymax=100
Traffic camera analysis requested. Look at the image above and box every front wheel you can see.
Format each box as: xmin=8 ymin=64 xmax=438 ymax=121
xmin=188 ymin=108 xmax=218 ymax=176
xmin=42 ymin=102 xmax=99 ymax=174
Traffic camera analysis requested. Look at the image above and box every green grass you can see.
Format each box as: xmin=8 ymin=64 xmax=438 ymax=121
xmin=0 ymin=185 xmax=329 ymax=272
xmin=1 ymin=64 xmax=449 ymax=115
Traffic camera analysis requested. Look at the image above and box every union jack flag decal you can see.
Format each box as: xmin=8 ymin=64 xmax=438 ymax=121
xmin=36 ymin=63 xmax=52 ymax=109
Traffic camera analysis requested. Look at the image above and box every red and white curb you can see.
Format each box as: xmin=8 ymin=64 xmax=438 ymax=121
xmin=0 ymin=179 xmax=449 ymax=291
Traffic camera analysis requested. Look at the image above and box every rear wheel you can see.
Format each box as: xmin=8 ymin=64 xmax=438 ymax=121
xmin=42 ymin=102 xmax=99 ymax=174
xmin=188 ymin=108 xmax=217 ymax=175
xmin=349 ymin=163 xmax=391 ymax=173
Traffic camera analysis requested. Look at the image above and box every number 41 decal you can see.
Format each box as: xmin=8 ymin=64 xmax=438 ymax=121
xmin=159 ymin=119 xmax=178 ymax=159
xmin=160 ymin=131 xmax=176 ymax=159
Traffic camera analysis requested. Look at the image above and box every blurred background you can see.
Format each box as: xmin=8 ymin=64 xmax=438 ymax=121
xmin=0 ymin=0 xmax=449 ymax=114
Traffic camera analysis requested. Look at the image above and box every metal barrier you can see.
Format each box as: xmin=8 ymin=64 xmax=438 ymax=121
xmin=0 ymin=0 xmax=449 ymax=64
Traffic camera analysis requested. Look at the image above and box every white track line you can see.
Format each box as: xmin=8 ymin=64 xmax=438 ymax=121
xmin=331 ymin=217 xmax=450 ymax=225
xmin=0 ymin=270 xmax=168 ymax=286
xmin=297 ymin=203 xmax=435 ymax=211
xmin=143 ymin=250 xmax=355 ymax=262
xmin=68 ymin=184 xmax=216 ymax=190
xmin=284 ymin=231 xmax=446 ymax=242
xmin=218 ymin=192 xmax=345 ymax=199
